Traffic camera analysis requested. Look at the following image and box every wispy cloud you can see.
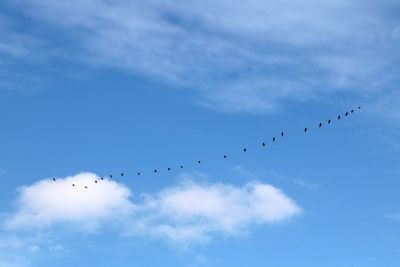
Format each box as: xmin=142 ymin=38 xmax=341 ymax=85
xmin=385 ymin=213 xmax=400 ymax=222
xmin=3 ymin=172 xmax=301 ymax=245
xmin=1 ymin=0 xmax=398 ymax=113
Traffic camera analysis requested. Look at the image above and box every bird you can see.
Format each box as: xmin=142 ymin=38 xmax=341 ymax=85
xmin=319 ymin=122 xmax=322 ymax=128
xmin=180 ymin=165 xmax=183 ymax=169
xmin=272 ymin=137 xmax=276 ymax=142
xmin=358 ymin=106 xmax=361 ymax=109
xmin=84 ymin=186 xmax=88 ymax=189
xmin=72 ymin=184 xmax=75 ymax=187
xmin=243 ymin=148 xmax=247 ymax=152
xmin=101 ymin=177 xmax=104 ymax=180
xmin=154 ymin=169 xmax=157 ymax=173
xmin=198 ymin=160 xmax=201 ymax=164
xmin=137 ymin=172 xmax=141 ymax=176
xmin=121 ymin=172 xmax=124 ymax=176
xmin=281 ymin=132 xmax=284 ymax=137
xmin=167 ymin=167 xmax=171 ymax=171
xmin=328 ymin=119 xmax=331 ymax=124
xmin=304 ymin=127 xmax=308 ymax=133
xmin=338 ymin=115 xmax=341 ymax=120
xmin=95 ymin=180 xmax=98 ymax=183
xmin=262 ymin=142 xmax=266 ymax=147
xmin=345 ymin=112 xmax=349 ymax=116
xmin=351 ymin=109 xmax=354 ymax=113
xmin=52 ymin=178 xmax=56 ymax=181
xmin=224 ymin=155 xmax=227 ymax=159
xmin=110 ymin=174 xmax=113 ymax=178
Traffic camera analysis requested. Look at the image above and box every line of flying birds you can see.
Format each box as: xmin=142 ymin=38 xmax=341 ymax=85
xmin=51 ymin=106 xmax=362 ymax=189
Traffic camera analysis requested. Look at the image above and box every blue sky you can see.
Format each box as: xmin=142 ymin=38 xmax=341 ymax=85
xmin=0 ymin=0 xmax=400 ymax=266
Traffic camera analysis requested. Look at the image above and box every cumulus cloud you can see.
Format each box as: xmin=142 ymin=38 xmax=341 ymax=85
xmin=2 ymin=0 xmax=397 ymax=112
xmin=3 ymin=172 xmax=301 ymax=244
xmin=4 ymin=172 xmax=134 ymax=231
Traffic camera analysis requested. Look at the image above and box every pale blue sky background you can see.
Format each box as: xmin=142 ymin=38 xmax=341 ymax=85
xmin=0 ymin=1 xmax=400 ymax=266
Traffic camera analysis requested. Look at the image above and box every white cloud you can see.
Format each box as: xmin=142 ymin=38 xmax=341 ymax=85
xmin=3 ymin=172 xmax=301 ymax=244
xmin=4 ymin=172 xmax=134 ymax=231
xmin=6 ymin=0 xmax=398 ymax=113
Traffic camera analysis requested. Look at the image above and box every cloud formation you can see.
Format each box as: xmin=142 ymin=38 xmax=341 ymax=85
xmin=2 ymin=0 xmax=398 ymax=112
xmin=3 ymin=172 xmax=301 ymax=244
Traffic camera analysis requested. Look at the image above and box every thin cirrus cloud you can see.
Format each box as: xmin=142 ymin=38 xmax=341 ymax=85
xmin=3 ymin=172 xmax=301 ymax=244
xmin=3 ymin=0 xmax=398 ymax=113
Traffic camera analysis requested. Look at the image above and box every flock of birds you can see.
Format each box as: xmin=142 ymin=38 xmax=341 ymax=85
xmin=51 ymin=106 xmax=362 ymax=189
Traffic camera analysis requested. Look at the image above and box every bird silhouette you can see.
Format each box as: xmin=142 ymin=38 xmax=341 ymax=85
xmin=272 ymin=137 xmax=276 ymax=142
xmin=281 ymin=132 xmax=284 ymax=137
xmin=110 ymin=175 xmax=113 ymax=178
xmin=358 ymin=106 xmax=361 ymax=109
xmin=304 ymin=127 xmax=308 ymax=132
xmin=180 ymin=165 xmax=183 ymax=169
xmin=319 ymin=122 xmax=322 ymax=128
xmin=224 ymin=155 xmax=227 ymax=159
xmin=52 ymin=178 xmax=56 ymax=181
xmin=243 ymin=148 xmax=247 ymax=152
xmin=84 ymin=186 xmax=88 ymax=189
xmin=351 ymin=109 xmax=354 ymax=113
xmin=345 ymin=112 xmax=349 ymax=116
xmin=328 ymin=119 xmax=331 ymax=124
xmin=95 ymin=180 xmax=98 ymax=183
xmin=167 ymin=167 xmax=171 ymax=171
xmin=72 ymin=184 xmax=75 ymax=187
xmin=101 ymin=177 xmax=104 ymax=180
xmin=262 ymin=142 xmax=266 ymax=147
xmin=154 ymin=169 xmax=157 ymax=173
xmin=121 ymin=173 xmax=124 ymax=176
xmin=137 ymin=172 xmax=141 ymax=176
xmin=338 ymin=115 xmax=341 ymax=120
xmin=198 ymin=160 xmax=201 ymax=164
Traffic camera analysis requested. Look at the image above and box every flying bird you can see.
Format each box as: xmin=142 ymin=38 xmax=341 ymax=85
xmin=154 ymin=169 xmax=157 ymax=173
xmin=101 ymin=177 xmax=104 ymax=180
xmin=272 ymin=137 xmax=276 ymax=142
xmin=328 ymin=119 xmax=331 ymax=124
xmin=167 ymin=167 xmax=171 ymax=171
xmin=224 ymin=155 xmax=227 ymax=159
xmin=281 ymin=132 xmax=284 ymax=137
xmin=109 ymin=175 xmax=113 ymax=178
xmin=84 ymin=186 xmax=88 ymax=189
xmin=358 ymin=106 xmax=361 ymax=109
xmin=137 ymin=172 xmax=141 ymax=176
xmin=198 ymin=160 xmax=201 ymax=164
xmin=72 ymin=184 xmax=75 ymax=187
xmin=243 ymin=148 xmax=247 ymax=152
xmin=319 ymin=122 xmax=322 ymax=128
xmin=351 ymin=109 xmax=354 ymax=113
xmin=121 ymin=172 xmax=124 ymax=176
xmin=95 ymin=180 xmax=97 ymax=183
xmin=52 ymin=178 xmax=56 ymax=181
xmin=345 ymin=112 xmax=349 ymax=116
xmin=304 ymin=127 xmax=308 ymax=133
xmin=180 ymin=165 xmax=183 ymax=169
xmin=262 ymin=142 xmax=266 ymax=147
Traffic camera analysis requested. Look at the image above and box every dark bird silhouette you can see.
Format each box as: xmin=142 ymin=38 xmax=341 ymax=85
xmin=137 ymin=172 xmax=141 ymax=176
xmin=304 ymin=127 xmax=308 ymax=133
xmin=351 ymin=109 xmax=354 ymax=113
xmin=262 ymin=142 xmax=266 ymax=147
xmin=95 ymin=180 xmax=98 ymax=183
xmin=52 ymin=178 xmax=56 ymax=181
xmin=328 ymin=119 xmax=331 ymax=124
xmin=243 ymin=148 xmax=247 ymax=152
xmin=338 ymin=115 xmax=341 ymax=120
xmin=167 ymin=167 xmax=171 ymax=171
xmin=358 ymin=106 xmax=361 ymax=109
xmin=345 ymin=112 xmax=349 ymax=116
xmin=180 ymin=165 xmax=183 ymax=169
xmin=154 ymin=169 xmax=157 ymax=173
xmin=272 ymin=137 xmax=276 ymax=142
xmin=319 ymin=122 xmax=322 ymax=128
xmin=121 ymin=173 xmax=124 ymax=176
xmin=72 ymin=184 xmax=75 ymax=187
xmin=224 ymin=155 xmax=227 ymax=159
xmin=84 ymin=186 xmax=88 ymax=189
xmin=281 ymin=132 xmax=284 ymax=137
xmin=101 ymin=177 xmax=104 ymax=180
xmin=110 ymin=175 xmax=113 ymax=178
xmin=198 ymin=160 xmax=201 ymax=164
